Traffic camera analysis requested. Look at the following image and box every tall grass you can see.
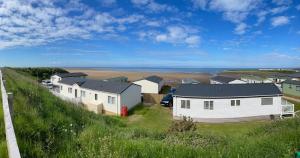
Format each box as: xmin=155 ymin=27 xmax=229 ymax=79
xmin=1 ymin=68 xmax=300 ymax=158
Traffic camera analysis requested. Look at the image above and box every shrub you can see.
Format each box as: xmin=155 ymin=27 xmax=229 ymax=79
xmin=168 ymin=116 xmax=196 ymax=133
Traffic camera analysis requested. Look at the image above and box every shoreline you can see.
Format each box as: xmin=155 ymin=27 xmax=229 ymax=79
xmin=66 ymin=69 xmax=212 ymax=85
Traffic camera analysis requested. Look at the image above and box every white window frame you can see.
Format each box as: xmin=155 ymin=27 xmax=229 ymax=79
xmin=108 ymin=96 xmax=116 ymax=104
xmin=204 ymin=101 xmax=213 ymax=110
xmin=261 ymin=98 xmax=273 ymax=105
xmin=180 ymin=100 xmax=190 ymax=109
xmin=231 ymin=100 xmax=240 ymax=106
xmin=68 ymin=87 xmax=72 ymax=94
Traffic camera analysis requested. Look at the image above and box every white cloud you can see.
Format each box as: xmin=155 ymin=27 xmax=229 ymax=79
xmin=266 ymin=52 xmax=300 ymax=61
xmin=234 ymin=23 xmax=247 ymax=35
xmin=155 ymin=26 xmax=201 ymax=47
xmin=255 ymin=11 xmax=268 ymax=25
xmin=270 ymin=6 xmax=289 ymax=14
xmin=271 ymin=16 xmax=290 ymax=27
xmin=191 ymin=0 xmax=208 ymax=9
xmin=185 ymin=36 xmax=201 ymax=46
xmin=131 ymin=0 xmax=150 ymax=5
xmin=131 ymin=0 xmax=176 ymax=13
xmin=0 ymin=0 xmax=145 ymax=49
xmin=101 ymin=0 xmax=117 ymax=7
xmin=297 ymin=4 xmax=300 ymax=10
xmin=192 ymin=0 xmax=261 ymax=35
xmin=272 ymin=0 xmax=292 ymax=5
xmin=209 ymin=0 xmax=261 ymax=23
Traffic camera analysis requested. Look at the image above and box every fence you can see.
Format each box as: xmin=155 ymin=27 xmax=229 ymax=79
xmin=0 ymin=70 xmax=21 ymax=158
xmin=143 ymin=93 xmax=165 ymax=104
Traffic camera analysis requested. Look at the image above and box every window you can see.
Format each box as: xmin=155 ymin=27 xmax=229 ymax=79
xmin=296 ymin=86 xmax=300 ymax=92
xmin=204 ymin=101 xmax=213 ymax=110
xmin=236 ymin=100 xmax=240 ymax=106
xmin=289 ymin=84 xmax=292 ymax=88
xmin=68 ymin=88 xmax=72 ymax=93
xmin=231 ymin=100 xmax=235 ymax=106
xmin=60 ymin=86 xmax=63 ymax=90
xmin=231 ymin=100 xmax=240 ymax=106
xmin=261 ymin=98 xmax=273 ymax=105
xmin=181 ymin=100 xmax=190 ymax=109
xmin=108 ymin=96 xmax=116 ymax=104
xmin=81 ymin=90 xmax=86 ymax=98
xmin=95 ymin=94 xmax=98 ymax=100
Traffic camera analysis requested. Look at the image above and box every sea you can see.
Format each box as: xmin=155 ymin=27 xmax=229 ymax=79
xmin=67 ymin=67 xmax=258 ymax=74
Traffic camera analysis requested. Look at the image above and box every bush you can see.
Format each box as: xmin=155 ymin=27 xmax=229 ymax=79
xmin=168 ymin=116 xmax=196 ymax=133
xmin=12 ymin=67 xmax=68 ymax=81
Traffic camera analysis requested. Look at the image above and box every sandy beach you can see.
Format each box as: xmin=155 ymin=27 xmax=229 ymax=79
xmin=66 ymin=69 xmax=211 ymax=85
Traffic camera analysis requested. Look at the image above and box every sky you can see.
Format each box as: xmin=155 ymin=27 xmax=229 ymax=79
xmin=0 ymin=0 xmax=300 ymax=68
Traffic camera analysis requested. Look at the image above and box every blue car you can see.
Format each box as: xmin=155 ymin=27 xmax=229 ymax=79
xmin=160 ymin=94 xmax=173 ymax=107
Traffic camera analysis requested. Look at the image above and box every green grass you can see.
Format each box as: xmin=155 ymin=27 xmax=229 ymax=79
xmin=0 ymin=83 xmax=8 ymax=158
xmin=125 ymin=104 xmax=172 ymax=132
xmin=1 ymin=68 xmax=300 ymax=158
xmin=196 ymin=120 xmax=271 ymax=137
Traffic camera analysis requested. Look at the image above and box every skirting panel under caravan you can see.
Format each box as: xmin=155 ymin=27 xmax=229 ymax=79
xmin=173 ymin=115 xmax=281 ymax=123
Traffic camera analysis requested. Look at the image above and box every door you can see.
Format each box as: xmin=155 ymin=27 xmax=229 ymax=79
xmin=75 ymin=89 xmax=77 ymax=98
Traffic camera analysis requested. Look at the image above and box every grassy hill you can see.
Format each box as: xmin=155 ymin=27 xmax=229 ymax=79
xmin=0 ymin=68 xmax=300 ymax=157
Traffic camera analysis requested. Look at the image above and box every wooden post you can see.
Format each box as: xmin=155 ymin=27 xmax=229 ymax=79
xmin=7 ymin=92 xmax=13 ymax=117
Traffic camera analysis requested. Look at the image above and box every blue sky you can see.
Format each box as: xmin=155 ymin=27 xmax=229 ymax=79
xmin=0 ymin=0 xmax=300 ymax=68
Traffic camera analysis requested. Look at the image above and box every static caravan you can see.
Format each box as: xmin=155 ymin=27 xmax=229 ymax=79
xmin=133 ymin=75 xmax=164 ymax=94
xmin=210 ymin=76 xmax=245 ymax=84
xmin=51 ymin=72 xmax=87 ymax=86
xmin=56 ymin=77 xmax=141 ymax=115
xmin=173 ymin=83 xmax=294 ymax=122
xmin=241 ymin=75 xmax=272 ymax=84
xmin=282 ymin=80 xmax=300 ymax=98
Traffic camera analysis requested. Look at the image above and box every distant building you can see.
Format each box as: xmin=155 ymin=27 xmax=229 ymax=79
xmin=51 ymin=72 xmax=87 ymax=85
xmin=54 ymin=77 xmax=141 ymax=115
xmin=133 ymin=75 xmax=164 ymax=94
xmin=288 ymin=73 xmax=300 ymax=81
xmin=282 ymin=80 xmax=300 ymax=98
xmin=267 ymin=73 xmax=289 ymax=84
xmin=103 ymin=76 xmax=128 ymax=83
xmin=210 ymin=76 xmax=245 ymax=84
xmin=241 ymin=75 xmax=272 ymax=84
xmin=182 ymin=78 xmax=200 ymax=84
xmin=173 ymin=83 xmax=294 ymax=122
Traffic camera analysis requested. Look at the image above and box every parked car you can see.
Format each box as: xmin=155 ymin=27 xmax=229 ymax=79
xmin=41 ymin=80 xmax=53 ymax=89
xmin=160 ymin=93 xmax=173 ymax=107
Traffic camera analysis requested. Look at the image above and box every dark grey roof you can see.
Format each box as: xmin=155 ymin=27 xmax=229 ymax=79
xmin=288 ymin=73 xmax=300 ymax=78
xmin=174 ymin=83 xmax=282 ymax=98
xmin=55 ymin=72 xmax=87 ymax=78
xmin=59 ymin=78 xmax=133 ymax=94
xmin=268 ymin=73 xmax=289 ymax=78
xmin=211 ymin=76 xmax=237 ymax=83
xmin=182 ymin=78 xmax=200 ymax=84
xmin=59 ymin=77 xmax=87 ymax=86
xmin=140 ymin=75 xmax=163 ymax=84
xmin=283 ymin=80 xmax=300 ymax=85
